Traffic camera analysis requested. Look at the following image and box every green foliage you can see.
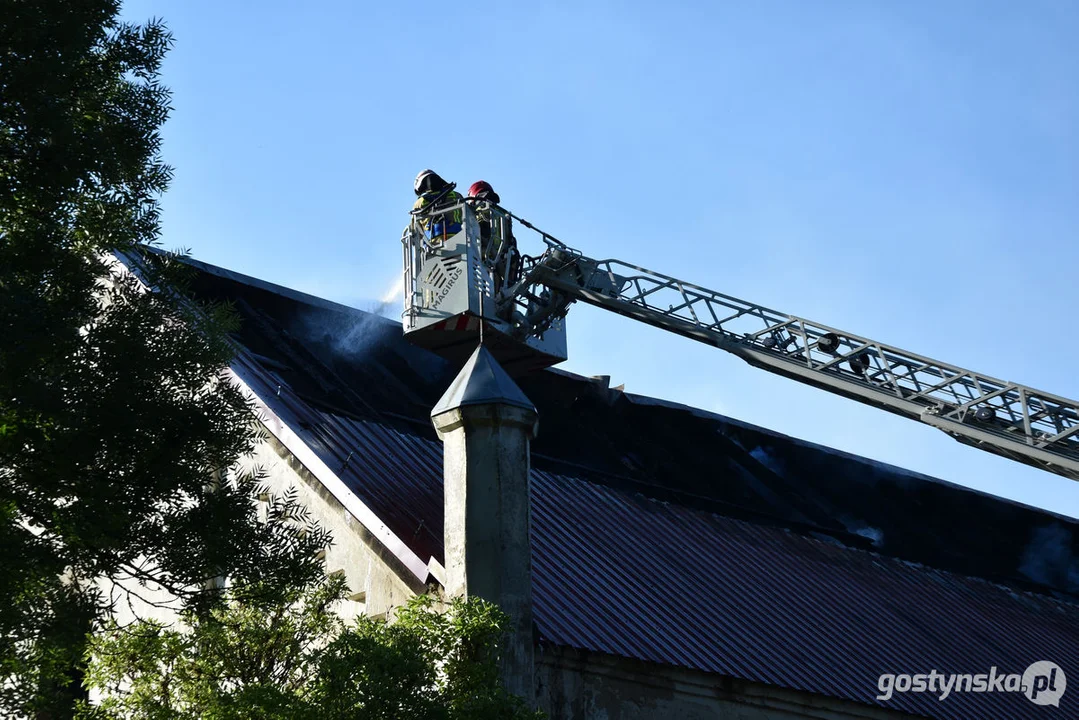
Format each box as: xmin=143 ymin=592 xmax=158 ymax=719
xmin=315 ymin=595 xmax=542 ymax=719
xmin=82 ymin=588 xmax=543 ymax=720
xmin=0 ymin=2 xmax=330 ymax=715
xmin=1 ymin=3 xmax=542 ymax=718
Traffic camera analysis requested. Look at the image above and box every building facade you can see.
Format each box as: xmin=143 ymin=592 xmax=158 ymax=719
xmin=171 ymin=255 xmax=1079 ymax=719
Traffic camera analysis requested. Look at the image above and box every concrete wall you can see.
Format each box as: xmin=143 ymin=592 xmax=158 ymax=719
xmin=536 ymin=647 xmax=918 ymax=720
xmin=246 ymin=435 xmax=427 ymax=619
xmin=101 ymin=435 xmax=427 ymax=629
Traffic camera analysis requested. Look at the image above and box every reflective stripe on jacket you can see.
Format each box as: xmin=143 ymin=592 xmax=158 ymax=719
xmin=413 ymin=191 xmax=463 ymax=240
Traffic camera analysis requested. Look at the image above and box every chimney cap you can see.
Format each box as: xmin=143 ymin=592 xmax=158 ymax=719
xmin=431 ymin=345 xmax=536 ymax=417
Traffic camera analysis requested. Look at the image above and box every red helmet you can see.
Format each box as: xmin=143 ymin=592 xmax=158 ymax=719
xmin=468 ymin=180 xmax=500 ymax=204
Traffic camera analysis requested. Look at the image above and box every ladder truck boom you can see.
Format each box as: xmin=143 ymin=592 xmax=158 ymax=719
xmin=402 ymin=200 xmax=1079 ymax=482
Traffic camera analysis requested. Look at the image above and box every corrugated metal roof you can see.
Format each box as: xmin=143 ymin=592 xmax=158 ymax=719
xmin=532 ymin=469 xmax=1079 ymax=720
xmin=181 ymin=257 xmax=1079 ymax=720
xmin=233 ymin=351 xmax=447 ymax=567
xmin=235 ymin=345 xmax=1079 ymax=718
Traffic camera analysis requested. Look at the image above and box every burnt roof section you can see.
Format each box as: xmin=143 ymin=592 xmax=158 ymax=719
xmin=177 ymin=255 xmax=1079 ymax=719
xmin=182 ymin=257 xmax=1079 ymax=598
xmin=431 ymin=345 xmax=535 ymax=416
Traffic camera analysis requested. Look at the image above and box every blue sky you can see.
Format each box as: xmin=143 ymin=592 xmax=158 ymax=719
xmin=121 ymin=1 xmax=1079 ymax=517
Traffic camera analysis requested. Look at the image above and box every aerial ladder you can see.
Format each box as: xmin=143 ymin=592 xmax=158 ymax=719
xmin=402 ymin=197 xmax=1079 ymax=482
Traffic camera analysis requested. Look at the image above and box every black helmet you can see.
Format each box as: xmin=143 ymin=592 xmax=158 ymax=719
xmin=414 ymin=169 xmax=447 ymax=196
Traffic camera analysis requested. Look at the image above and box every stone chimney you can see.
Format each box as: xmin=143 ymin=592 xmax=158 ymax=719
xmin=431 ymin=345 xmax=538 ymax=703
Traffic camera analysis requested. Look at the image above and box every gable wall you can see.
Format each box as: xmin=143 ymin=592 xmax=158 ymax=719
xmin=249 ymin=436 xmax=427 ymax=619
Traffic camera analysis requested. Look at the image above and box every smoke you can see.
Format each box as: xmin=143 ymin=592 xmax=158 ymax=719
xmin=1018 ymin=523 xmax=1078 ymax=591
xmin=749 ymin=445 xmax=786 ymax=476
xmin=834 ymin=513 xmax=886 ymax=548
xmin=297 ymin=308 xmax=389 ymax=362
xmin=852 ymin=525 xmax=884 ymax=547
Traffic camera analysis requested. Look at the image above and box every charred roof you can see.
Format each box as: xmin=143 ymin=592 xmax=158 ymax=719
xmin=179 ymin=254 xmax=1079 ymax=720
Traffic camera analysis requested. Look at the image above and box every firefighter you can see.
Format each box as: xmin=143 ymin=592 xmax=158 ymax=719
xmin=467 ymin=180 xmax=520 ymax=292
xmin=467 ymin=180 xmax=501 ymax=256
xmin=412 ymin=169 xmax=463 ymax=243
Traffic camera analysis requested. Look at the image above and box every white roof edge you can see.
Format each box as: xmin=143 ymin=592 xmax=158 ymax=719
xmin=111 ymin=248 xmax=365 ymax=321
xmin=180 ymin=253 xmax=397 ymax=326
xmin=108 ymin=250 xmax=432 ymax=582
xmin=227 ymin=365 xmax=433 ymax=584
